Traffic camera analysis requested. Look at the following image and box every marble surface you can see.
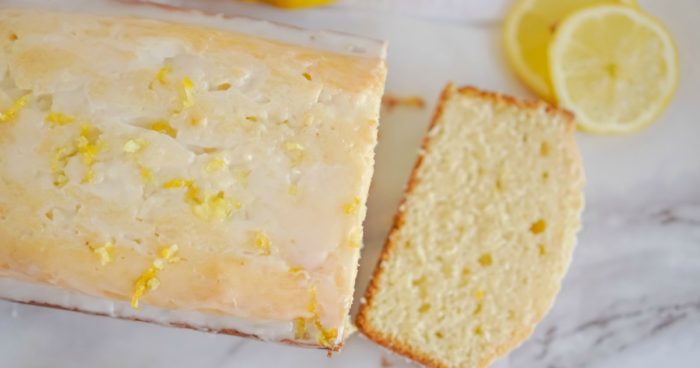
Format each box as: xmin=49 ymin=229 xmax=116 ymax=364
xmin=2 ymin=0 xmax=699 ymax=367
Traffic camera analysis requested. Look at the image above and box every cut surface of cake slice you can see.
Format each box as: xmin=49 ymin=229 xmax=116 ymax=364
xmin=357 ymin=85 xmax=584 ymax=366
xmin=0 ymin=0 xmax=386 ymax=350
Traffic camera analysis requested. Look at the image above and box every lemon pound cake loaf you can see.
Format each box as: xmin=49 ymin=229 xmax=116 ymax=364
xmin=357 ymin=85 xmax=584 ymax=367
xmin=0 ymin=0 xmax=386 ymax=350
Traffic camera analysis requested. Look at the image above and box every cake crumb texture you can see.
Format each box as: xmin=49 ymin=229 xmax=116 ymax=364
xmin=357 ymin=85 xmax=584 ymax=367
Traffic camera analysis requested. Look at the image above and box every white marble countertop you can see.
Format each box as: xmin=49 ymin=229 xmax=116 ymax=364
xmin=1 ymin=1 xmax=699 ymax=367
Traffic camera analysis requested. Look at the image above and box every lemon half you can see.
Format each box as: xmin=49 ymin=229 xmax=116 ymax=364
xmin=504 ymin=0 xmax=637 ymax=102
xmin=549 ymin=5 xmax=679 ymax=134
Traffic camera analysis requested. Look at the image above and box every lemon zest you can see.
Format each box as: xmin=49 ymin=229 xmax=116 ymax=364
xmin=139 ymin=165 xmax=154 ymax=184
xmin=149 ymin=121 xmax=177 ymax=138
xmin=131 ymin=244 xmax=179 ymax=309
xmin=474 ymin=288 xmax=486 ymax=301
xmin=162 ymin=178 xmax=192 ymax=189
xmin=164 ymin=179 xmax=238 ymax=220
xmin=253 ymin=231 xmax=271 ymax=256
xmin=50 ymin=124 xmax=102 ymax=185
xmin=304 ymin=287 xmax=339 ymax=347
xmin=293 ymin=317 xmax=308 ymax=339
xmin=342 ymin=197 xmax=361 ymax=215
xmin=45 ymin=112 xmax=75 ymax=126
xmin=192 ymin=190 xmax=239 ymax=220
xmin=76 ymin=124 xmax=103 ymax=183
xmin=90 ymin=242 xmax=114 ymax=266
xmin=478 ymin=253 xmax=493 ymax=267
xmin=156 ymin=65 xmax=172 ymax=85
xmin=206 ymin=157 xmax=226 ymax=172
xmin=181 ymin=77 xmax=195 ymax=109
xmin=529 ymin=219 xmax=546 ymax=234
xmin=0 ymin=94 xmax=30 ymax=123
xmin=51 ymin=146 xmax=78 ymax=187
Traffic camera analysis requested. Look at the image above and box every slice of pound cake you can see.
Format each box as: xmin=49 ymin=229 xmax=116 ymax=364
xmin=0 ymin=0 xmax=386 ymax=350
xmin=357 ymin=85 xmax=584 ymax=367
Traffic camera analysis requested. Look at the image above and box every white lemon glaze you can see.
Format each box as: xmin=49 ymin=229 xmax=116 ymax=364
xmin=0 ymin=1 xmax=385 ymax=348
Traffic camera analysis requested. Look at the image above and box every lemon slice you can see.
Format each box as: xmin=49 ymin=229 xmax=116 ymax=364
xmin=549 ymin=5 xmax=679 ymax=134
xmin=503 ymin=0 xmax=637 ymax=102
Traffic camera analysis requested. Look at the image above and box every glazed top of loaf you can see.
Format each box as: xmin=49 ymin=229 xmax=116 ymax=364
xmin=0 ymin=3 xmax=386 ymax=348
